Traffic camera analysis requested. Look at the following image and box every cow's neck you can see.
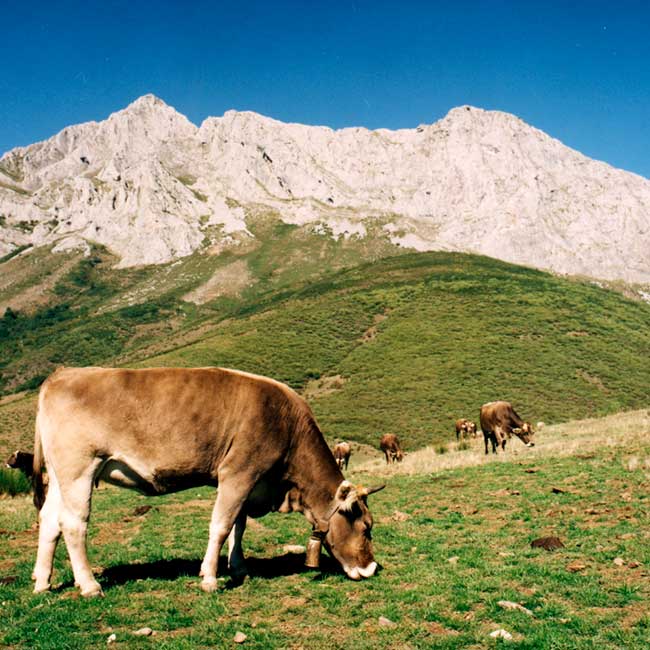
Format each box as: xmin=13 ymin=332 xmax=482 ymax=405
xmin=287 ymin=426 xmax=343 ymax=529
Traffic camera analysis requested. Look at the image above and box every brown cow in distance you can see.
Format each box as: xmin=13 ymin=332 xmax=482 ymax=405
xmin=6 ymin=450 xmax=35 ymax=477
xmin=480 ymin=401 xmax=535 ymax=454
xmin=333 ymin=442 xmax=351 ymax=470
xmin=455 ymin=419 xmax=477 ymax=441
xmin=380 ymin=434 xmax=403 ymax=464
xmin=31 ymin=366 xmax=384 ymax=597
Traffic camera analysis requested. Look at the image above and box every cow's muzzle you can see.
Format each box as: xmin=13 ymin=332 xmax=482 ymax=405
xmin=345 ymin=562 xmax=378 ymax=580
xmin=526 ymin=442 xmax=535 ymax=447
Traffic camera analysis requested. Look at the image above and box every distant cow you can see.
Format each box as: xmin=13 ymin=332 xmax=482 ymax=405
xmin=333 ymin=442 xmax=351 ymax=470
xmin=6 ymin=450 xmax=35 ymax=477
xmin=480 ymin=401 xmax=535 ymax=454
xmin=455 ymin=419 xmax=477 ymax=440
xmin=380 ymin=434 xmax=403 ymax=464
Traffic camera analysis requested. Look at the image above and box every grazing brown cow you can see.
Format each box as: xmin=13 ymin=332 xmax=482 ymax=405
xmin=31 ymin=367 xmax=384 ymax=597
xmin=333 ymin=442 xmax=351 ymax=471
xmin=6 ymin=450 xmax=35 ymax=477
xmin=480 ymin=401 xmax=535 ymax=454
xmin=380 ymin=434 xmax=403 ymax=464
xmin=454 ymin=419 xmax=477 ymax=441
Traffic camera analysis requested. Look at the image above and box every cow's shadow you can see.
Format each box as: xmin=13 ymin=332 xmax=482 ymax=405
xmin=93 ymin=552 xmax=341 ymax=591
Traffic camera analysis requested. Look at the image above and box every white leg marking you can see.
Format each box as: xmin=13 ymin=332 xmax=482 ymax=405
xmin=33 ymin=477 xmax=62 ymax=593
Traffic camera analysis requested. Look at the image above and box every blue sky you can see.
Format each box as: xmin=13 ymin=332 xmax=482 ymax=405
xmin=2 ymin=1 xmax=649 ymax=177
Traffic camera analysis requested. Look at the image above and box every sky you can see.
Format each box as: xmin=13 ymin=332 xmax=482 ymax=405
xmin=1 ymin=0 xmax=649 ymax=177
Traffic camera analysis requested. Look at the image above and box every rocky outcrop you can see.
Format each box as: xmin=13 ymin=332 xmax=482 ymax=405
xmin=1 ymin=95 xmax=649 ymax=281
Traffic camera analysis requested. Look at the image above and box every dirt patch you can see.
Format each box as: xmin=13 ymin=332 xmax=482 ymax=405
xmin=360 ymin=312 xmax=388 ymax=343
xmin=576 ymin=370 xmax=607 ymax=392
xmin=302 ymin=375 xmax=346 ymax=401
xmin=183 ymin=260 xmax=254 ymax=304
xmin=0 ymin=254 xmax=81 ymax=314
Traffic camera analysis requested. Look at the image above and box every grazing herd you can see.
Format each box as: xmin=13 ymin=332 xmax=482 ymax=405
xmin=330 ymin=401 xmax=534 ymax=472
xmin=3 ymin=364 xmax=537 ymax=597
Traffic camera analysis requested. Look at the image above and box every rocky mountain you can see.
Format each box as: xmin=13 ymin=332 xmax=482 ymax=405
xmin=1 ymin=94 xmax=649 ymax=282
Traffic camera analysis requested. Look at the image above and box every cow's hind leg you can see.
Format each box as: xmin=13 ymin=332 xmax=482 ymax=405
xmin=227 ymin=511 xmax=248 ymax=581
xmin=59 ymin=465 xmax=103 ymax=597
xmin=33 ymin=475 xmax=62 ymax=593
xmin=200 ymin=474 xmax=257 ymax=593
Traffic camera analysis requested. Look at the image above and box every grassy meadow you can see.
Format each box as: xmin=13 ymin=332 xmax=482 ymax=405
xmin=1 ymin=237 xmax=649 ymax=451
xmin=1 ymin=231 xmax=650 ymax=648
xmin=1 ymin=411 xmax=650 ymax=649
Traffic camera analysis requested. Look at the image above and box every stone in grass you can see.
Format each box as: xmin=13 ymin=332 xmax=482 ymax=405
xmin=107 ymin=633 xmax=117 ymax=644
xmin=530 ymin=536 xmax=564 ymax=551
xmin=566 ymin=560 xmax=587 ymax=573
xmin=497 ymin=600 xmax=534 ymax=616
xmin=613 ymin=557 xmax=625 ymax=567
xmin=489 ymin=629 xmax=513 ymax=641
xmin=133 ymin=627 xmax=153 ymax=636
xmin=234 ymin=631 xmax=247 ymax=643
xmin=283 ymin=544 xmax=306 ymax=554
xmin=378 ymin=616 xmax=397 ymax=628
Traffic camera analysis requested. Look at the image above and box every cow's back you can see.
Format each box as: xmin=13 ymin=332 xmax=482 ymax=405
xmin=480 ymin=401 xmax=520 ymax=432
xmin=38 ymin=367 xmax=305 ymax=479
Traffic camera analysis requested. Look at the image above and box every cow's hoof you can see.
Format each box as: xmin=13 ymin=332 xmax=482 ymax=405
xmin=228 ymin=571 xmax=248 ymax=588
xmin=80 ymin=584 xmax=104 ymax=598
xmin=200 ymin=577 xmax=219 ymax=593
xmin=33 ymin=582 xmax=51 ymax=594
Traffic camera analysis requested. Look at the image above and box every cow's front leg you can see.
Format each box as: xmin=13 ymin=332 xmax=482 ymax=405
xmin=200 ymin=478 xmax=254 ymax=593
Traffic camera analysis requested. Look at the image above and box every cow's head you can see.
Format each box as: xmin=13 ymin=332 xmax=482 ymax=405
xmin=466 ymin=422 xmax=477 ymax=437
xmin=512 ymin=422 xmax=535 ymax=447
xmin=322 ymin=480 xmax=384 ymax=580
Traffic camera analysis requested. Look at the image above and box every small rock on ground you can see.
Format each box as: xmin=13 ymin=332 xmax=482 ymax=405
xmin=107 ymin=634 xmax=117 ymax=644
xmin=234 ymin=631 xmax=247 ymax=643
xmin=283 ymin=545 xmax=306 ymax=554
xmin=447 ymin=556 xmax=459 ymax=564
xmin=378 ymin=616 xmax=397 ymax=628
xmin=133 ymin=627 xmax=153 ymax=636
xmin=497 ymin=600 xmax=533 ymax=616
xmin=489 ymin=629 xmax=513 ymax=640
xmin=566 ymin=560 xmax=587 ymax=573
xmin=613 ymin=557 xmax=625 ymax=567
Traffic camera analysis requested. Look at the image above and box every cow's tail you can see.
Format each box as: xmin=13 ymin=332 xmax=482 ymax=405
xmin=33 ymin=408 xmax=46 ymax=511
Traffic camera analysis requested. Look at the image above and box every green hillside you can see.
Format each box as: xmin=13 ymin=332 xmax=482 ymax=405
xmin=142 ymin=253 xmax=650 ymax=448
xmin=2 ymin=229 xmax=648 ymax=453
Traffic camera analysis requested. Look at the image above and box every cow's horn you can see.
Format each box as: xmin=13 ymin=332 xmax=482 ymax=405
xmin=365 ymin=484 xmax=386 ymax=496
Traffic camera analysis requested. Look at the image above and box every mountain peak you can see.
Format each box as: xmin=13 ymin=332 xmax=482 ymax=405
xmin=125 ymin=94 xmax=169 ymax=110
xmin=1 ymin=102 xmax=649 ymax=282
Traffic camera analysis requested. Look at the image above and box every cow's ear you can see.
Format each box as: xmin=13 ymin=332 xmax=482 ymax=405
xmin=336 ymin=481 xmax=358 ymax=512
xmin=335 ymin=480 xmax=354 ymax=501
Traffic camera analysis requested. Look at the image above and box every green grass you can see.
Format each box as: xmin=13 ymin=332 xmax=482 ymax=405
xmin=1 ymin=241 xmax=650 ymax=451
xmin=1 ymin=413 xmax=649 ymax=648
xmin=0 ymin=467 xmax=31 ymax=496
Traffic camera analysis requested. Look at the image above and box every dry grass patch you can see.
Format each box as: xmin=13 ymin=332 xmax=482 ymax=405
xmin=183 ymin=259 xmax=254 ymax=304
xmin=357 ymin=409 xmax=650 ymax=477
